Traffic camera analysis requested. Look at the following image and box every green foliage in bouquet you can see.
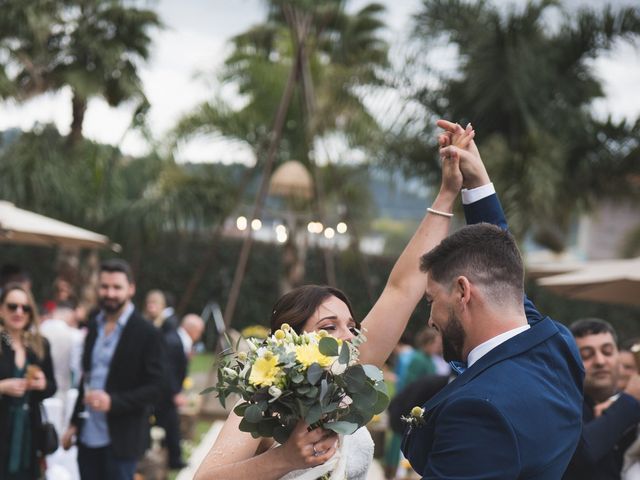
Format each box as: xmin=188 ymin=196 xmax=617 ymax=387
xmin=203 ymin=324 xmax=389 ymax=444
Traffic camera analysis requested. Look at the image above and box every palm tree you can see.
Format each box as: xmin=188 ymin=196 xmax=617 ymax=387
xmin=397 ymin=0 xmax=640 ymax=249
xmin=173 ymin=0 xmax=390 ymax=322
xmin=0 ymin=0 xmax=161 ymax=146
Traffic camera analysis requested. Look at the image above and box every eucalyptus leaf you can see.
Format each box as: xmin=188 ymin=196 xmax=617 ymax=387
xmin=338 ymin=342 xmax=350 ymax=365
xmin=319 ymin=337 xmax=339 ymax=356
xmin=257 ymin=418 xmax=278 ymax=437
xmin=319 ymin=379 xmax=329 ymax=403
xmin=324 ymin=421 xmax=359 ymax=435
xmin=244 ymin=404 xmax=263 ymax=423
xmin=344 ymin=365 xmax=367 ymax=387
xmin=307 ymin=363 xmax=323 ymax=385
xmin=305 ymin=403 xmax=323 ymax=425
xmin=372 ymin=390 xmax=390 ymax=414
xmin=373 ymin=380 xmax=389 ymax=395
xmin=362 ymin=364 xmax=383 ymax=381
xmin=352 ymin=385 xmax=377 ymax=408
xmin=274 ymin=426 xmax=292 ymax=444
xmin=238 ymin=417 xmax=257 ymax=433
xmin=233 ymin=402 xmax=249 ymax=416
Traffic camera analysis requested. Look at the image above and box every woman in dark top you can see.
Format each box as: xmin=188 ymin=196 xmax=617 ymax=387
xmin=0 ymin=283 xmax=57 ymax=479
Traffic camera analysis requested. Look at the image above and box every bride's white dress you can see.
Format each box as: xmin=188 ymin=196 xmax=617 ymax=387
xmin=279 ymin=427 xmax=374 ymax=480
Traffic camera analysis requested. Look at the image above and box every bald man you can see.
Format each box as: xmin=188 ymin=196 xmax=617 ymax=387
xmin=157 ymin=314 xmax=205 ymax=469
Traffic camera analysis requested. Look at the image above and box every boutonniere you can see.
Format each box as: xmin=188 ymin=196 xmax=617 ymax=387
xmin=401 ymin=406 xmax=426 ymax=432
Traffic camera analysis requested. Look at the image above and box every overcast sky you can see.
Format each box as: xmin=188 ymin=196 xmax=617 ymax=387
xmin=0 ymin=0 xmax=638 ymax=163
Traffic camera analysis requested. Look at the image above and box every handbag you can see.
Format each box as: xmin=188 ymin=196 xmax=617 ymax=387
xmin=38 ymin=403 xmax=59 ymax=455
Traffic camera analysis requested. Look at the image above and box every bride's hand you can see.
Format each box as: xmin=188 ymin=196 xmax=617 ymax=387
xmin=277 ymin=421 xmax=338 ymax=470
xmin=437 ymin=119 xmax=489 ymax=189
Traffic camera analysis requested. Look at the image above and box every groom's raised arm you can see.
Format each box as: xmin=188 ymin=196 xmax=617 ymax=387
xmin=437 ymin=119 xmax=543 ymax=325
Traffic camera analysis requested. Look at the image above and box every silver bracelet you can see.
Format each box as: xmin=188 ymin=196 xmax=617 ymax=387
xmin=427 ymin=207 xmax=454 ymax=218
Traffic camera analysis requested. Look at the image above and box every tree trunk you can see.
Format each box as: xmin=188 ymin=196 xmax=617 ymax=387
xmin=222 ymin=9 xmax=308 ymax=330
xmin=68 ymin=91 xmax=87 ymax=147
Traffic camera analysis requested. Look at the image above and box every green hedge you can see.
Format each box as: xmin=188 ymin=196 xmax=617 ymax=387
xmin=2 ymin=237 xmax=638 ymax=345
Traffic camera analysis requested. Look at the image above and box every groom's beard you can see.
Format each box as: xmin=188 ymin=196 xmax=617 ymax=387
xmin=442 ymin=308 xmax=466 ymax=363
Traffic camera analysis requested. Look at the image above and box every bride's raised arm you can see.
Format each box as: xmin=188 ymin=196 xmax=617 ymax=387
xmin=358 ymin=127 xmax=474 ymax=367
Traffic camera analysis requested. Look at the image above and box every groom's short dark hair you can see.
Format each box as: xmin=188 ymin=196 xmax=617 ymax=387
xmin=420 ymin=223 xmax=524 ymax=305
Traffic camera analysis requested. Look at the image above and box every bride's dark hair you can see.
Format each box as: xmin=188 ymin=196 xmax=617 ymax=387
xmin=270 ymin=285 xmax=358 ymax=334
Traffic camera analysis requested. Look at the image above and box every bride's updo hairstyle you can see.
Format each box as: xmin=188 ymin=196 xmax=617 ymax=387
xmin=269 ymin=285 xmax=359 ymax=334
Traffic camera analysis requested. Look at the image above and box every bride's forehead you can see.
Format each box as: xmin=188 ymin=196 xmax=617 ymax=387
xmin=315 ymin=296 xmax=350 ymax=317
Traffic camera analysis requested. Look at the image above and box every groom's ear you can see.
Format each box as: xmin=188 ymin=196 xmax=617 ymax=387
xmin=454 ymin=276 xmax=472 ymax=307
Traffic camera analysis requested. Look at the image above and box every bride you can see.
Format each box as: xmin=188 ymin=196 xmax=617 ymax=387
xmin=194 ymin=127 xmax=474 ymax=480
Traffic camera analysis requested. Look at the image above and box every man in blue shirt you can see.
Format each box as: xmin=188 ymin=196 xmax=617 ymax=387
xmin=63 ymin=259 xmax=164 ymax=480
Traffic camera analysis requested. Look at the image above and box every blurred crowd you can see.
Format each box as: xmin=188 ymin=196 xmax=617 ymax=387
xmin=0 ymin=262 xmax=204 ymax=480
xmin=381 ymin=318 xmax=640 ymax=480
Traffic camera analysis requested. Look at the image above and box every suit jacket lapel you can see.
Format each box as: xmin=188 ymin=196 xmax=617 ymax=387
xmin=107 ymin=311 xmax=137 ymax=384
xmin=422 ymin=317 xmax=559 ymax=413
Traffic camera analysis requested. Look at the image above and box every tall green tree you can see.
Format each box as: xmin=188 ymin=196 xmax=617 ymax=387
xmin=0 ymin=125 xmax=234 ymax=249
xmin=173 ymin=0 xmax=390 ymax=313
xmin=0 ymin=0 xmax=161 ymax=145
xmin=388 ymin=0 xmax=640 ymax=249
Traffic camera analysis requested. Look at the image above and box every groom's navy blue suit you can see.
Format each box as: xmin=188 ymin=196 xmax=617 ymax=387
xmin=402 ymin=193 xmax=584 ymax=479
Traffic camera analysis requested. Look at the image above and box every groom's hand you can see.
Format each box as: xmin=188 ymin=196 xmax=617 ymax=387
xmin=437 ymin=119 xmax=490 ymax=189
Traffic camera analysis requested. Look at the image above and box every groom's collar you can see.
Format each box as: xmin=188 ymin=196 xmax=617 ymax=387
xmin=425 ymin=317 xmax=558 ymax=413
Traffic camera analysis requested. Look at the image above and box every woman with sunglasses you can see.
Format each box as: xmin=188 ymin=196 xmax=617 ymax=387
xmin=0 ymin=283 xmax=57 ymax=479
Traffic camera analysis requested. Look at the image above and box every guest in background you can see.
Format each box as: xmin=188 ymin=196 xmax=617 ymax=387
xmin=63 ymin=259 xmax=165 ymax=480
xmin=0 ymin=265 xmax=32 ymax=294
xmin=157 ymin=314 xmax=205 ymax=470
xmin=143 ymin=290 xmax=167 ymax=329
xmin=618 ymin=340 xmax=640 ymax=392
xmin=564 ymin=318 xmax=640 ymax=479
xmin=40 ymin=303 xmax=84 ymax=406
xmin=144 ymin=290 xmax=178 ymax=333
xmin=0 ymin=283 xmax=57 ymax=480
xmin=42 ymin=276 xmax=76 ymax=316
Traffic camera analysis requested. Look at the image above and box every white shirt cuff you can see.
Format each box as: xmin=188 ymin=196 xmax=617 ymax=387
xmin=461 ymin=183 xmax=495 ymax=205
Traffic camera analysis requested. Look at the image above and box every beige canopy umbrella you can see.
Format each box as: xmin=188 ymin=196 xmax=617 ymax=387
xmin=537 ymin=257 xmax=640 ymax=307
xmin=0 ymin=201 xmax=117 ymax=250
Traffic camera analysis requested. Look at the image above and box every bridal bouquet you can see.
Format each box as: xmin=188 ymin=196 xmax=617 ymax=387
xmin=206 ymin=324 xmax=389 ymax=443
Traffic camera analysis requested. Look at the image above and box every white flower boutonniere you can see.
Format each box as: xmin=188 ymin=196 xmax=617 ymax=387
xmin=401 ymin=406 xmax=426 ymax=432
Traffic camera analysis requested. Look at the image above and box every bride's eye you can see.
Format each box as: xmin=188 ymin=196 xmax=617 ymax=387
xmin=349 ymin=326 xmax=358 ymax=335
xmin=320 ymin=325 xmax=336 ymax=331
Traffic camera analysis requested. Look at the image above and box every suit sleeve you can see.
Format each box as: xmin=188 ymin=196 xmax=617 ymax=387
xmin=422 ymin=397 xmax=520 ymax=479
xmin=164 ymin=333 xmax=187 ymax=395
xmin=571 ymin=394 xmax=640 ymax=466
xmin=109 ymin=325 xmax=165 ymax=415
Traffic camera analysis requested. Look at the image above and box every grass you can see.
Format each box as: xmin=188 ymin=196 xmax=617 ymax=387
xmin=189 ymin=352 xmax=216 ymax=375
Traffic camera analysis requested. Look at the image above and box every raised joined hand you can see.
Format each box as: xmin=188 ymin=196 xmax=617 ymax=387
xmin=437 ymin=119 xmax=490 ymax=189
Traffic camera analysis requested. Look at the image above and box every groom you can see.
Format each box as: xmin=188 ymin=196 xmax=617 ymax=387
xmin=401 ymin=121 xmax=584 ymax=478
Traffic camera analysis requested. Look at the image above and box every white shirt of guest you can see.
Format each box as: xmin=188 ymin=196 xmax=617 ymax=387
xmin=177 ymin=327 xmax=192 ymax=356
xmin=467 ymin=324 xmax=530 ymax=368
